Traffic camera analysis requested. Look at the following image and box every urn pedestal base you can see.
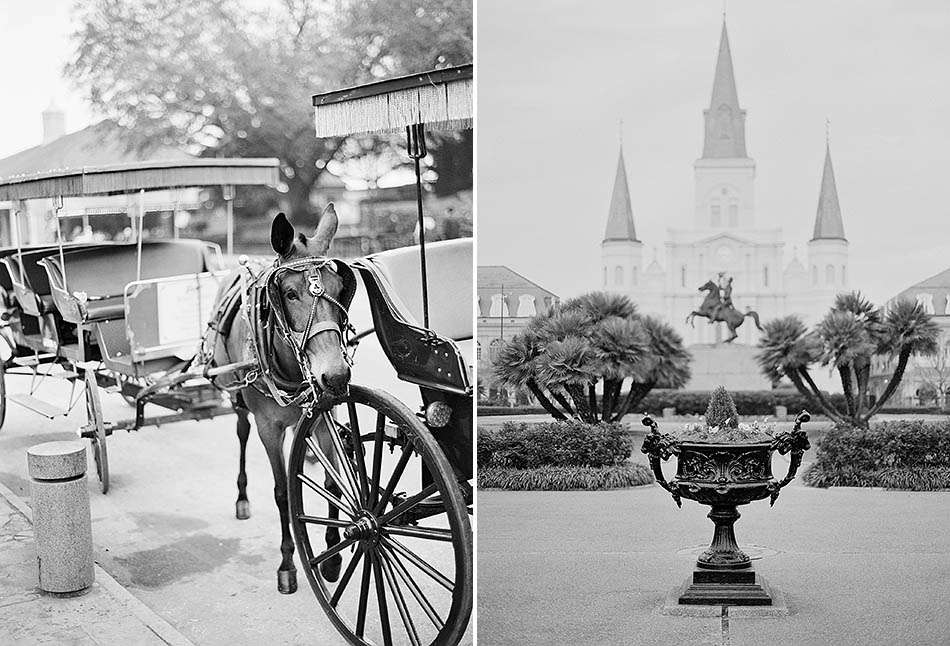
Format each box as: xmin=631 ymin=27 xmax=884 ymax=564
xmin=678 ymin=568 xmax=773 ymax=606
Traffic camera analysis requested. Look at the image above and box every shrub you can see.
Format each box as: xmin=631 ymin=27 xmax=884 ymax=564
xmin=636 ymin=389 xmax=847 ymax=417
xmin=803 ymin=419 xmax=950 ymax=490
xmin=478 ymin=420 xmax=631 ymax=469
xmin=478 ymin=464 xmax=653 ymax=490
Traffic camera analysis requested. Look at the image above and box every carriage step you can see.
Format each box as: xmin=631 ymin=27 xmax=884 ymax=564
xmin=8 ymin=393 xmax=68 ymax=418
xmin=12 ymin=354 xmax=56 ymax=367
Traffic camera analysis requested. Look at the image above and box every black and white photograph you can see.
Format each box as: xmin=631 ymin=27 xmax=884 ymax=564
xmin=477 ymin=2 xmax=950 ymax=645
xmin=0 ymin=1 xmax=472 ymax=645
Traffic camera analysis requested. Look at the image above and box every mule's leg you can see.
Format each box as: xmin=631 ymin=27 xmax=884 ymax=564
xmin=235 ymin=408 xmax=251 ymax=520
xmin=258 ymin=420 xmax=297 ymax=594
xmin=314 ymin=418 xmax=343 ymax=582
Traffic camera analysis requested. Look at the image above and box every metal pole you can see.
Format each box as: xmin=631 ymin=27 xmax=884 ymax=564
xmin=223 ymin=185 xmax=234 ymax=257
xmin=13 ymin=202 xmax=24 ymax=282
xmin=407 ymin=124 xmax=429 ymax=328
xmin=136 ymin=189 xmax=144 ymax=282
xmin=54 ymin=196 xmax=67 ymax=289
xmin=172 ymin=188 xmax=180 ymax=239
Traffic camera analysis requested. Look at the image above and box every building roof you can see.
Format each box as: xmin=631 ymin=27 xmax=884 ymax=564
xmin=702 ymin=21 xmax=748 ymax=159
xmin=0 ymin=120 xmax=189 ymax=180
xmin=891 ymin=266 xmax=950 ymax=316
xmin=477 ymin=265 xmax=558 ymax=298
xmin=602 ymin=146 xmax=638 ymax=242
xmin=812 ymin=143 xmax=846 ymax=240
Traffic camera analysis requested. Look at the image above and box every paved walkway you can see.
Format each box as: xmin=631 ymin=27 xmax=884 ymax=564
xmin=0 ymin=480 xmax=191 ymax=645
xmin=477 ymin=459 xmax=950 ymax=646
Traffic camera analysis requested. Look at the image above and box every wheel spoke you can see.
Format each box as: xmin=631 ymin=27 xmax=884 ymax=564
xmin=379 ymin=548 xmax=421 ymax=646
xmin=304 ymin=436 xmax=360 ymax=511
xmin=297 ymin=472 xmax=357 ymax=518
xmin=347 ymin=401 xmax=370 ymax=503
xmin=323 ymin=412 xmax=362 ymax=504
xmin=381 ymin=536 xmax=453 ymax=592
xmin=378 ymin=482 xmax=439 ymax=526
xmin=384 ymin=525 xmax=453 ymax=542
xmin=331 ymin=544 xmax=364 ymax=608
xmin=380 ymin=544 xmax=444 ymax=629
xmin=369 ymin=412 xmax=386 ymax=506
xmin=308 ymin=536 xmax=357 ymax=567
xmin=373 ymin=444 xmax=413 ymax=516
xmin=372 ymin=551 xmax=394 ymax=646
xmin=356 ymin=549 xmax=372 ymax=637
xmin=297 ymin=514 xmax=351 ymax=528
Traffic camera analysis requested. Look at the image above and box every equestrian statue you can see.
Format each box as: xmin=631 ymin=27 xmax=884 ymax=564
xmin=685 ymin=272 xmax=763 ymax=343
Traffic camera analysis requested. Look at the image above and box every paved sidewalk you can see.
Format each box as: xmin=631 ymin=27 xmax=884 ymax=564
xmin=0 ymin=481 xmax=192 ymax=646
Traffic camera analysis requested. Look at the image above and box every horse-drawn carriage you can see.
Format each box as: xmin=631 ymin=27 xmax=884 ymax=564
xmin=0 ymin=64 xmax=474 ymax=645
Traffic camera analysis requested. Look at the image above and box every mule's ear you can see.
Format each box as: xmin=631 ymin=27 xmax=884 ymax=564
xmin=310 ymin=203 xmax=338 ymax=256
xmin=270 ymin=212 xmax=295 ymax=257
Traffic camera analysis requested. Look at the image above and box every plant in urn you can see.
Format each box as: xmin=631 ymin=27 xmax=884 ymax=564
xmin=640 ymin=386 xmax=810 ymax=605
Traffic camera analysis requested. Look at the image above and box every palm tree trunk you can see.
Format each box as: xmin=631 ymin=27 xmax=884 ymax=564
xmin=602 ymin=378 xmax=617 ymax=421
xmin=790 ymin=369 xmax=847 ymax=425
xmin=865 ymin=349 xmax=911 ymax=418
xmin=853 ymin=359 xmax=871 ymax=422
xmin=588 ymin=382 xmax=600 ymax=422
xmin=611 ymin=381 xmax=654 ymax=422
xmin=551 ymin=389 xmax=575 ymax=416
xmin=838 ymin=364 xmax=856 ymax=418
xmin=565 ymin=383 xmax=595 ymax=423
xmin=608 ymin=380 xmax=624 ymax=421
xmin=526 ymin=378 xmax=567 ymax=420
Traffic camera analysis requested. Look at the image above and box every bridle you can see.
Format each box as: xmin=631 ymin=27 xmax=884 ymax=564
xmin=244 ymin=256 xmax=356 ymax=408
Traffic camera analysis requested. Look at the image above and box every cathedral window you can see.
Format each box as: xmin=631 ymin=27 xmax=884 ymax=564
xmin=614 ymin=266 xmax=623 ymax=285
xmin=825 ymin=264 xmax=835 ymax=285
xmin=632 ymin=266 xmax=638 ymax=285
xmin=517 ymin=294 xmax=537 ymax=317
xmin=603 ymin=267 xmax=607 ymax=286
xmin=728 ymin=202 xmax=738 ymax=227
xmin=489 ymin=294 xmax=509 ymax=317
xmin=812 ymin=265 xmax=818 ymax=286
xmin=489 ymin=338 xmax=504 ymax=362
xmin=680 ymin=265 xmax=687 ymax=287
xmin=711 ymin=202 xmax=721 ymax=227
xmin=763 ymin=265 xmax=769 ymax=287
xmin=476 ymin=341 xmax=481 ymax=361
xmin=841 ymin=265 xmax=847 ymax=285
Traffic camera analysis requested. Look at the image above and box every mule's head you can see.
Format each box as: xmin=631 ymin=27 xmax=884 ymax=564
xmin=270 ymin=204 xmax=352 ymax=394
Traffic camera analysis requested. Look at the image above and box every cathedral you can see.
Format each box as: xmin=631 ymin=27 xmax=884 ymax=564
xmin=601 ymin=20 xmax=849 ymax=347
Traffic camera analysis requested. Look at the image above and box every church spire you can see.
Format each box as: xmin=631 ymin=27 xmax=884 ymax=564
xmin=702 ymin=20 xmax=748 ymax=159
xmin=603 ymin=145 xmax=638 ymax=242
xmin=812 ymin=142 xmax=846 ymax=240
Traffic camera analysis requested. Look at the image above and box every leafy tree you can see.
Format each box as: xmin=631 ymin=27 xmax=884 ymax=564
xmin=493 ymin=292 xmax=692 ymax=423
xmin=757 ymin=292 xmax=939 ymax=428
xmin=64 ymin=0 xmax=472 ymax=223
xmin=705 ymin=386 xmax=739 ymax=429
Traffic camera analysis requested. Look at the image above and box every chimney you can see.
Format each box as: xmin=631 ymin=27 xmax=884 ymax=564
xmin=42 ymin=100 xmax=65 ymax=144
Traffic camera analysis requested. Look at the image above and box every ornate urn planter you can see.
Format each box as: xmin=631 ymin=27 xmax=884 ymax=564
xmin=640 ymin=396 xmax=811 ymax=606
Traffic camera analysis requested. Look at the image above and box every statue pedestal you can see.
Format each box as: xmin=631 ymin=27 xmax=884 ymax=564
xmin=683 ymin=343 xmax=771 ymax=391
xmin=678 ymin=568 xmax=773 ymax=606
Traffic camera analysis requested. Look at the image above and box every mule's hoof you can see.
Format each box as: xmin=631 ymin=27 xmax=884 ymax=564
xmin=235 ymin=500 xmax=250 ymax=520
xmin=277 ymin=568 xmax=297 ymax=594
xmin=320 ymin=554 xmax=342 ymax=582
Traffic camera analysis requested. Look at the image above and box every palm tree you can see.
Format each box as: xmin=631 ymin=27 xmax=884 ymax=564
xmin=492 ymin=291 xmax=692 ymax=423
xmin=757 ymin=292 xmax=938 ymax=428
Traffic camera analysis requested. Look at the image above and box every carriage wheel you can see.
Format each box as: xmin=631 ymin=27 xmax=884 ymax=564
xmin=85 ymin=370 xmax=109 ymax=494
xmin=288 ymin=384 xmax=473 ymax=646
xmin=0 ymin=362 xmax=6 ymax=432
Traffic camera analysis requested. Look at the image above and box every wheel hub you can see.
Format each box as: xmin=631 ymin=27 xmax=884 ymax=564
xmin=343 ymin=513 xmax=379 ymax=541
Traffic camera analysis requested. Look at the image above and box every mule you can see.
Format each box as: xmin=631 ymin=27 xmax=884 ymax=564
xmin=213 ymin=204 xmax=351 ymax=593
xmin=686 ymin=279 xmax=763 ymax=343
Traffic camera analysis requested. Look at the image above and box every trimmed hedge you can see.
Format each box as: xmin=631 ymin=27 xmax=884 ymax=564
xmin=478 ymin=464 xmax=653 ymax=490
xmin=477 ymin=421 xmax=630 ymax=469
xmin=803 ymin=419 xmax=950 ymax=490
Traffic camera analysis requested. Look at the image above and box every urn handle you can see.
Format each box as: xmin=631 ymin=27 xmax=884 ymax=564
xmin=639 ymin=415 xmax=682 ymax=507
xmin=768 ymin=410 xmax=812 ymax=505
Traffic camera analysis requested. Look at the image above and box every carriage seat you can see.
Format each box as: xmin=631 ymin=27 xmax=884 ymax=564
xmin=42 ymin=240 xmax=218 ymax=323
xmin=3 ymin=246 xmax=81 ymax=317
xmin=361 ymin=238 xmax=472 ymax=341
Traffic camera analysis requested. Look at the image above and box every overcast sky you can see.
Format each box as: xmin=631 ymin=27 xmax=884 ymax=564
xmin=0 ymin=0 xmax=92 ymax=158
xmin=477 ymin=0 xmax=950 ymax=305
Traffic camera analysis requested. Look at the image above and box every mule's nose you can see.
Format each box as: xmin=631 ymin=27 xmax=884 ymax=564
xmin=322 ymin=366 xmax=350 ymax=393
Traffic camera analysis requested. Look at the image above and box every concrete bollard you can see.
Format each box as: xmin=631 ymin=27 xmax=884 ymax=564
xmin=27 ymin=441 xmax=94 ymax=594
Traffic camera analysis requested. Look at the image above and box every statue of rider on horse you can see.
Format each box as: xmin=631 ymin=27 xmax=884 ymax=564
xmin=686 ymin=272 xmax=763 ymax=343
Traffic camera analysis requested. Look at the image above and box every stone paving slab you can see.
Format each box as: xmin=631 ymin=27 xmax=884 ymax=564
xmin=0 ymin=481 xmax=192 ymax=646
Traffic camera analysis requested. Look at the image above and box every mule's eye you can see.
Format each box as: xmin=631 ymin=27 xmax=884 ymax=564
xmin=285 ymin=289 xmax=299 ymax=301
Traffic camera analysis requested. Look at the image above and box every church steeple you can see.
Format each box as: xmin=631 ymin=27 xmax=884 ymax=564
xmin=812 ymin=142 xmax=846 ymax=240
xmin=603 ymin=145 xmax=638 ymax=242
xmin=702 ymin=20 xmax=748 ymax=159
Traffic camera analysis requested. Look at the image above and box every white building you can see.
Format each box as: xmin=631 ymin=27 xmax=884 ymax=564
xmin=601 ymin=20 xmax=849 ymax=347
